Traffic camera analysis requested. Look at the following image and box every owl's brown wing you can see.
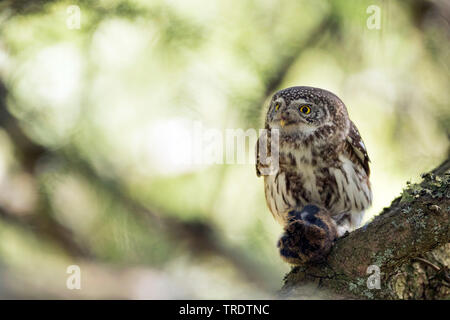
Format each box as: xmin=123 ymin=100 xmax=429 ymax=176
xmin=255 ymin=136 xmax=261 ymax=177
xmin=346 ymin=121 xmax=370 ymax=176
xmin=255 ymin=132 xmax=272 ymax=177
xmin=255 ymin=135 xmax=264 ymax=177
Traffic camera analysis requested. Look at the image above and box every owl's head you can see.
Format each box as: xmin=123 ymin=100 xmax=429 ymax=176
xmin=265 ymin=86 xmax=349 ymax=140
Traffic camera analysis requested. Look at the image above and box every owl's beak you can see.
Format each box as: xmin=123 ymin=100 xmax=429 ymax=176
xmin=280 ymin=119 xmax=286 ymax=128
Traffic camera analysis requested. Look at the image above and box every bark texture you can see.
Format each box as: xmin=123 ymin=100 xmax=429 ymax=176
xmin=281 ymin=158 xmax=450 ymax=299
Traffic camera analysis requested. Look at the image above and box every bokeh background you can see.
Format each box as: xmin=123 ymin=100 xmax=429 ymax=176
xmin=0 ymin=0 xmax=448 ymax=299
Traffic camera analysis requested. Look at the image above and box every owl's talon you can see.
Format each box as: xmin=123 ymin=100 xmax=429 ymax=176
xmin=278 ymin=206 xmax=338 ymax=265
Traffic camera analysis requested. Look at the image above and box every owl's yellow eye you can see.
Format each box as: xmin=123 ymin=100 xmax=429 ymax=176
xmin=275 ymin=103 xmax=280 ymax=111
xmin=299 ymin=105 xmax=311 ymax=114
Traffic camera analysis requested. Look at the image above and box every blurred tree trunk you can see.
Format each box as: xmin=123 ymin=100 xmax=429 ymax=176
xmin=281 ymin=158 xmax=450 ymax=299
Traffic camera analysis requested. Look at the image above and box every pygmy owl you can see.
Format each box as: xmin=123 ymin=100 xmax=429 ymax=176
xmin=256 ymin=86 xmax=372 ymax=264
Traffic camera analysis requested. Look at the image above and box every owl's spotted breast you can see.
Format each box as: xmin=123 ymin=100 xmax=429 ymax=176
xmin=263 ymin=140 xmax=372 ymax=236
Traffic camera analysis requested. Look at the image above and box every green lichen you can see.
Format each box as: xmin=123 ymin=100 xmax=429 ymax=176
xmin=346 ymin=277 xmax=380 ymax=299
xmin=373 ymin=248 xmax=394 ymax=265
xmin=400 ymin=172 xmax=450 ymax=204
xmin=348 ymin=282 xmax=358 ymax=292
xmin=407 ymin=209 xmax=427 ymax=229
xmin=401 ymin=206 xmax=412 ymax=214
xmin=356 ymin=277 xmax=365 ymax=286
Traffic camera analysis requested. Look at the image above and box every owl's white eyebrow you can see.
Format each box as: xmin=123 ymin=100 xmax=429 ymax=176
xmin=272 ymin=98 xmax=284 ymax=109
xmin=274 ymin=98 xmax=284 ymax=104
xmin=290 ymin=98 xmax=308 ymax=105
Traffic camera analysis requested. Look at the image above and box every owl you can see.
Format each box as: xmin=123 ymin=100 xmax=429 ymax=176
xmin=256 ymin=86 xmax=372 ymax=264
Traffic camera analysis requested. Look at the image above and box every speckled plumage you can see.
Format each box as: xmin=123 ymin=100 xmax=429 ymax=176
xmin=256 ymin=86 xmax=372 ymax=242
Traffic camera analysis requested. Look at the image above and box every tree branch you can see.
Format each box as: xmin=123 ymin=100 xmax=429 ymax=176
xmin=281 ymin=158 xmax=450 ymax=299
